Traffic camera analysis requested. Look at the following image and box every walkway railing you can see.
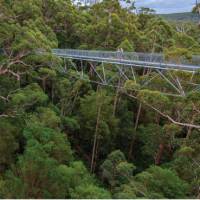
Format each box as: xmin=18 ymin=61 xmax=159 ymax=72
xmin=52 ymin=49 xmax=200 ymax=72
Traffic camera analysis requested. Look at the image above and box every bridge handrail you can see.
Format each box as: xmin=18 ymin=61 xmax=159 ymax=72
xmin=52 ymin=49 xmax=200 ymax=68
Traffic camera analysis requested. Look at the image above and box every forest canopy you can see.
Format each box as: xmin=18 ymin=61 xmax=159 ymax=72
xmin=0 ymin=0 xmax=200 ymax=198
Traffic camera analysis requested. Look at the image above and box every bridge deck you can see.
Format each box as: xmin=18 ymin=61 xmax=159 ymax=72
xmin=52 ymin=49 xmax=200 ymax=72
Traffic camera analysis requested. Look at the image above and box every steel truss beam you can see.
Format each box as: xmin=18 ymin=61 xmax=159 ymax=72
xmin=59 ymin=58 xmax=200 ymax=97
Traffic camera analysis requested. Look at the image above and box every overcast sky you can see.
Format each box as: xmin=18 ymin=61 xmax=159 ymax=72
xmin=134 ymin=0 xmax=196 ymax=14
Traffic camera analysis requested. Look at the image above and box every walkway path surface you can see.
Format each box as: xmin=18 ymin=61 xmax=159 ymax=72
xmin=52 ymin=49 xmax=200 ymax=72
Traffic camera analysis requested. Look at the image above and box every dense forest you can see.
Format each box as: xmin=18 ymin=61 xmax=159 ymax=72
xmin=0 ymin=0 xmax=200 ymax=198
xmin=160 ymin=12 xmax=199 ymax=23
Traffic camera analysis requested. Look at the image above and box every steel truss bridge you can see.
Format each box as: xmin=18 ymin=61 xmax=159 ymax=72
xmin=52 ymin=49 xmax=200 ymax=97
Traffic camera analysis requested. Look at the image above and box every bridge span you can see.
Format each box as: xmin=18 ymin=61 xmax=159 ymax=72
xmin=52 ymin=49 xmax=200 ymax=72
xmin=51 ymin=49 xmax=200 ymax=97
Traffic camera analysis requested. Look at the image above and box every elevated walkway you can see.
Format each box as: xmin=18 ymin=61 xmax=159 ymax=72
xmin=52 ymin=49 xmax=200 ymax=72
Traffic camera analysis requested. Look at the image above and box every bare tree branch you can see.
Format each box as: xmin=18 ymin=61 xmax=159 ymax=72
xmin=0 ymin=95 xmax=7 ymax=101
xmin=126 ymin=93 xmax=200 ymax=130
xmin=0 ymin=114 xmax=9 ymax=118
xmin=0 ymin=68 xmax=20 ymax=80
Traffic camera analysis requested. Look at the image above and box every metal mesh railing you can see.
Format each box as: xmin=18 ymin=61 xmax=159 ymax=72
xmin=52 ymin=49 xmax=164 ymax=62
xmin=52 ymin=49 xmax=200 ymax=70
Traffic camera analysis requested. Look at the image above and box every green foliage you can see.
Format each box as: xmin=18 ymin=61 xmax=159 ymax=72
xmin=78 ymin=90 xmax=119 ymax=154
xmin=137 ymin=89 xmax=170 ymax=109
xmin=38 ymin=68 xmax=57 ymax=79
xmin=124 ymin=80 xmax=140 ymax=91
xmin=56 ymin=161 xmax=112 ymax=198
xmin=142 ymin=18 xmax=175 ymax=52
xmin=174 ymin=33 xmax=200 ymax=52
xmin=118 ymin=38 xmax=134 ymax=52
xmin=23 ymin=123 xmax=73 ymax=163
xmin=0 ymin=0 xmax=200 ymax=198
xmin=1 ymin=147 xmax=62 ymax=198
xmin=138 ymin=124 xmax=164 ymax=162
xmin=114 ymin=165 xmax=189 ymax=198
xmin=0 ymin=122 xmax=110 ymax=198
xmin=11 ymin=83 xmax=48 ymax=109
xmin=0 ymin=119 xmax=19 ymax=169
xmin=135 ymin=166 xmax=189 ymax=198
xmin=114 ymin=182 xmax=138 ymax=199
xmin=71 ymin=184 xmax=111 ymax=199
xmin=34 ymin=107 xmax=61 ymax=129
xmin=80 ymin=91 xmax=117 ymax=128
xmin=101 ymin=150 xmax=136 ymax=187
xmin=75 ymin=0 xmax=139 ymax=50
xmin=164 ymin=47 xmax=193 ymax=63
xmin=62 ymin=116 xmax=80 ymax=132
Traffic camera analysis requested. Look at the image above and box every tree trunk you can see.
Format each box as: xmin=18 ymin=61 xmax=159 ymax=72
xmin=113 ymin=79 xmax=121 ymax=116
xmin=197 ymin=191 xmax=200 ymax=199
xmin=90 ymin=93 xmax=102 ymax=173
xmin=128 ymin=67 xmax=146 ymax=160
xmin=51 ymin=82 xmax=54 ymax=103
xmin=69 ymin=90 xmax=79 ymax=115
xmin=93 ymin=135 xmax=100 ymax=172
xmin=42 ymin=78 xmax=46 ymax=92
xmin=186 ymin=115 xmax=195 ymax=139
xmin=155 ymin=143 xmax=164 ymax=165
xmin=61 ymin=100 xmax=64 ymax=116
xmin=128 ymin=103 xmax=142 ymax=160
